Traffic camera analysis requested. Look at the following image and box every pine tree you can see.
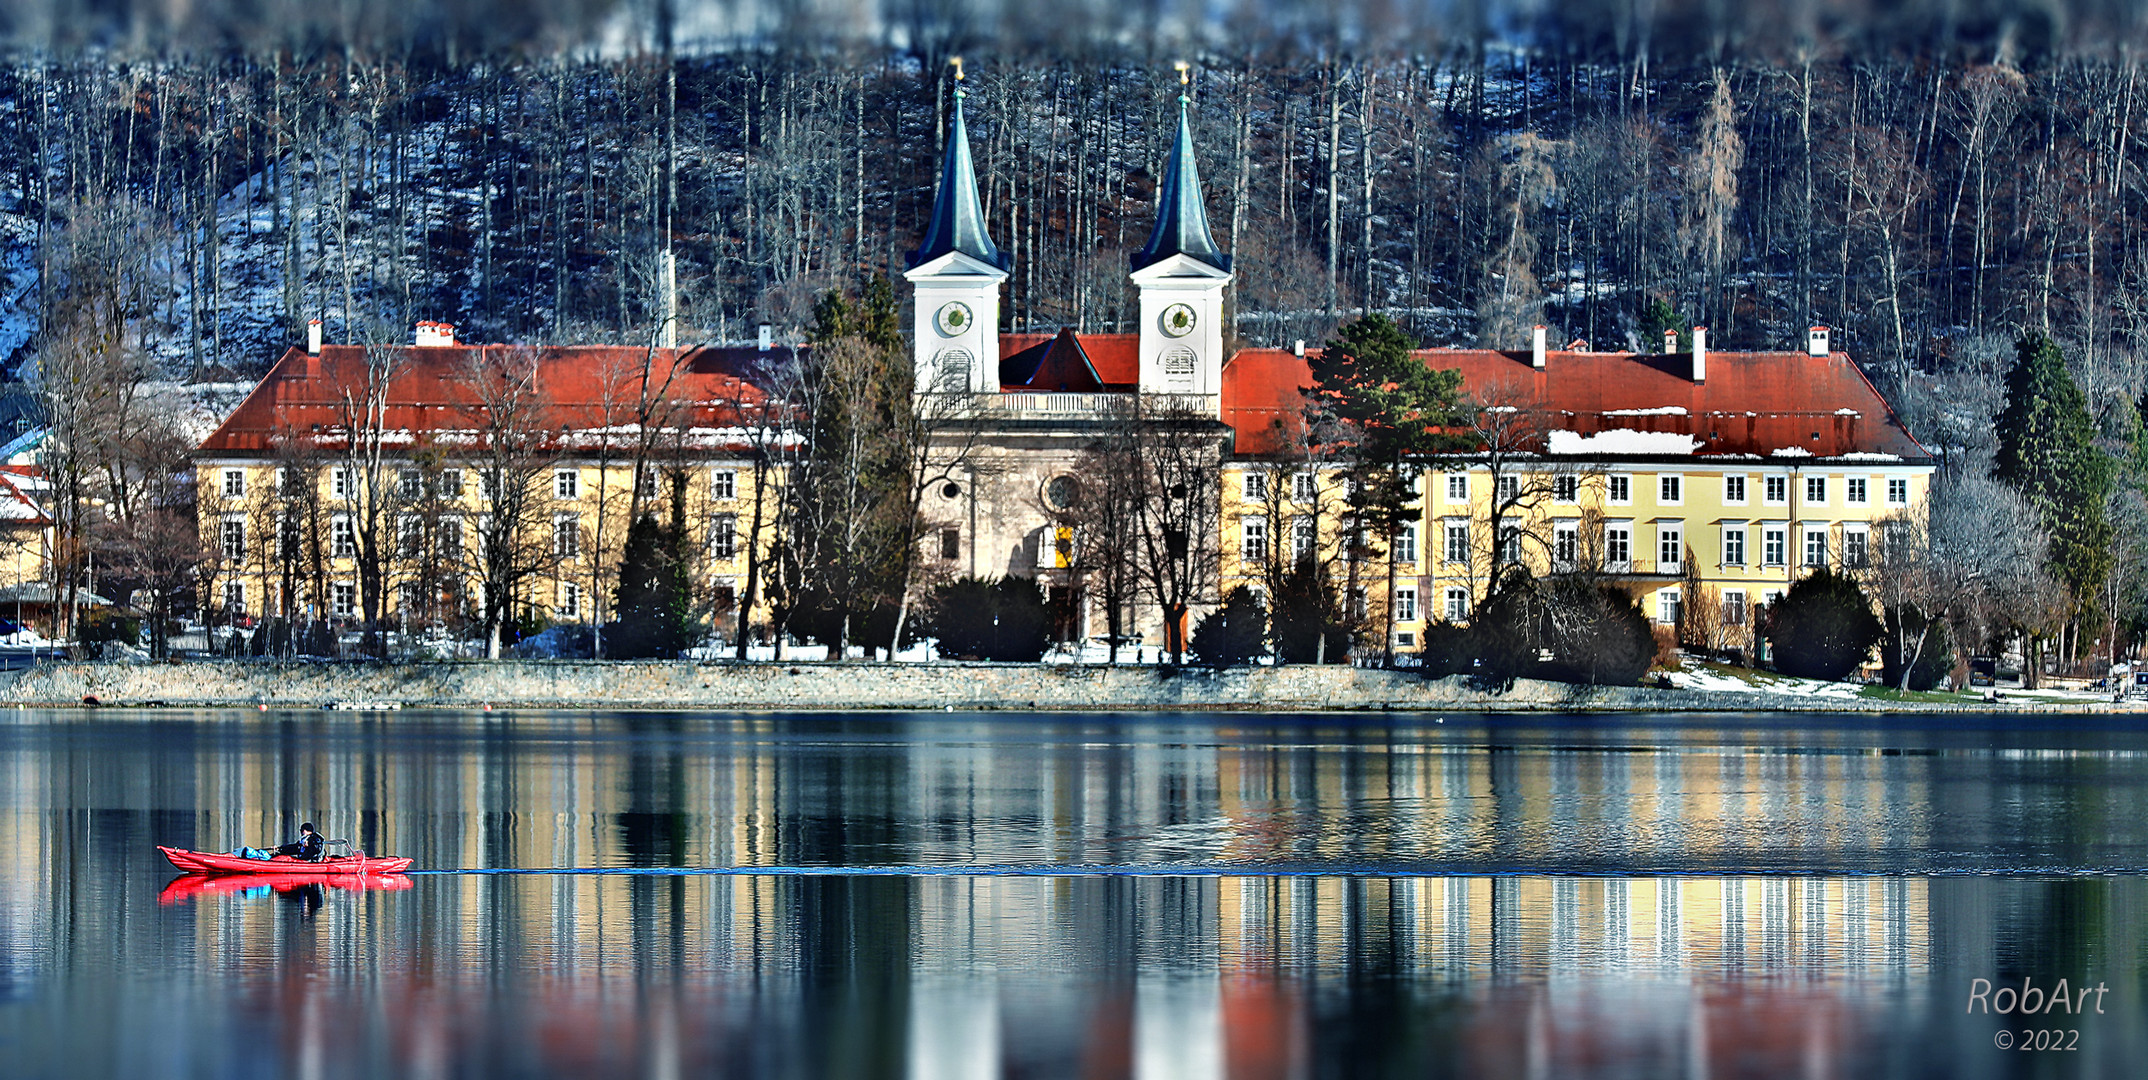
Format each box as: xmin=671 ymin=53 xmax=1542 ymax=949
xmin=1994 ymin=332 xmax=2113 ymax=605
xmin=613 ymin=513 xmax=694 ymax=659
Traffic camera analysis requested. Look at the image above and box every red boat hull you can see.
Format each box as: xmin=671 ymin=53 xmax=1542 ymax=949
xmin=158 ymin=845 xmax=414 ymax=876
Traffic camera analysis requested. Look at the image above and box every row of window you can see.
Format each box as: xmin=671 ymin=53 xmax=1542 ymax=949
xmin=1240 ymin=469 xmax=1913 ymax=509
xmin=220 ymin=579 xmax=600 ymax=621
xmin=217 ymin=514 xmax=745 ymax=562
xmin=220 ymin=466 xmax=743 ymax=503
xmin=1241 ymin=517 xmax=1875 ymax=571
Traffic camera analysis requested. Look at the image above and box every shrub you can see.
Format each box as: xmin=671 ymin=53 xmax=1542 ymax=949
xmin=1763 ymin=568 xmax=1884 ymax=681
xmin=1537 ymin=579 xmax=1656 ymax=686
xmin=1270 ymin=559 xmax=1353 ymax=663
xmin=925 ymin=576 xmax=1052 ymax=661
xmin=1881 ymin=607 xmax=1957 ymax=691
xmin=1418 ymin=621 xmax=1474 ymax=678
xmin=1447 ymin=571 xmax=1655 ymax=687
xmin=1191 ymin=586 xmax=1269 ymax=667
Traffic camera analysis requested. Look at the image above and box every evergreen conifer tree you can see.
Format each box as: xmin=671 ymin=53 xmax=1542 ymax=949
xmin=613 ymin=513 xmax=694 ymax=658
xmin=1994 ymin=332 xmax=2114 ymax=605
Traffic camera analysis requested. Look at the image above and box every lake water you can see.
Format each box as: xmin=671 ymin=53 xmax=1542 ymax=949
xmin=1 ymin=708 xmax=2144 ymax=1078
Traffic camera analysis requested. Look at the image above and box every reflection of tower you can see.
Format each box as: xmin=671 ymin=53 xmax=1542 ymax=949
xmin=1131 ymin=63 xmax=1230 ymax=408
xmin=904 ymin=57 xmax=1009 ymax=398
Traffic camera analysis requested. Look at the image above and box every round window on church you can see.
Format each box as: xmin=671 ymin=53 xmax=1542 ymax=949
xmin=1045 ymin=475 xmax=1080 ymax=511
xmin=941 ymin=481 xmax=962 ymax=501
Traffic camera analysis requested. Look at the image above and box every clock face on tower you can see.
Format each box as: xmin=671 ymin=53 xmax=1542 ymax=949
xmin=934 ymin=301 xmax=974 ymax=337
xmin=1160 ymin=303 xmax=1197 ymax=338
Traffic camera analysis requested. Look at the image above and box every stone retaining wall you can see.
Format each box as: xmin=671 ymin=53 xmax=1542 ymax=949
xmin=0 ymin=659 xmax=1951 ymax=712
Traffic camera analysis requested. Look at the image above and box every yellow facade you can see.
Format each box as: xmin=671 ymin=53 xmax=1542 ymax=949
xmin=1222 ymin=458 xmax=1933 ymax=653
xmin=195 ymin=455 xmax=782 ymax=634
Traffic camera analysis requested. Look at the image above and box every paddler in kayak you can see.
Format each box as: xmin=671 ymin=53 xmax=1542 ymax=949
xmin=273 ymin=823 xmax=324 ymax=861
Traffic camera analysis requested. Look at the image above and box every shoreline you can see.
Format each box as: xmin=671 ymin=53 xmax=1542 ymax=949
xmin=0 ymin=659 xmax=2125 ymax=713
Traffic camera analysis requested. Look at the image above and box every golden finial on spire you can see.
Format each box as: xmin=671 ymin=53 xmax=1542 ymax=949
xmin=1174 ymin=60 xmax=1189 ymax=85
xmin=952 ymin=56 xmax=966 ymax=82
xmin=1174 ymin=60 xmax=1191 ymax=107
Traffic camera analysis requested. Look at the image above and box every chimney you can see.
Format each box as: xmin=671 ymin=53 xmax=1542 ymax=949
xmin=1663 ymin=329 xmax=1678 ymax=354
xmin=306 ymin=319 xmax=322 ymax=356
xmin=1691 ymin=325 xmax=1707 ymax=384
xmin=658 ymin=249 xmax=678 ymax=351
xmin=1531 ymin=325 xmax=1547 ymax=369
xmin=1807 ymin=326 xmax=1830 ymax=357
xmin=415 ymin=321 xmax=456 ymax=347
xmin=757 ymin=324 xmax=774 ymax=352
xmin=1293 ymin=339 xmax=1305 ymax=358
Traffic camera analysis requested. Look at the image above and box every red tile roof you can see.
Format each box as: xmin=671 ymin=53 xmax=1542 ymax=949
xmin=998 ymin=332 xmax=1138 ymax=390
xmin=1221 ymin=347 xmax=1933 ymax=462
xmin=196 ymin=344 xmax=781 ymax=456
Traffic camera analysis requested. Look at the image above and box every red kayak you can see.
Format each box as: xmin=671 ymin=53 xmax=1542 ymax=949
xmin=158 ymin=845 xmax=414 ymax=876
xmin=159 ymin=872 xmax=413 ymax=905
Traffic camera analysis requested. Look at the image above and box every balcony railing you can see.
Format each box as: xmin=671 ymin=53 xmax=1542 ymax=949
xmin=953 ymin=392 xmax=1219 ymax=417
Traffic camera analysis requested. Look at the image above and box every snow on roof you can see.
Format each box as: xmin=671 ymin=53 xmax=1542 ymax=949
xmin=1603 ymin=406 xmax=1689 ymax=416
xmin=1548 ymin=429 xmax=1701 ymax=456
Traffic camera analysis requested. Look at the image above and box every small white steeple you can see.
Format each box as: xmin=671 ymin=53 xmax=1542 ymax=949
xmin=902 ymin=57 xmax=1009 ymax=396
xmin=1130 ymin=62 xmax=1231 ymax=409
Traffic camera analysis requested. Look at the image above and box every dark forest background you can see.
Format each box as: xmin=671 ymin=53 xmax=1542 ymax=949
xmin=13 ymin=0 xmax=2148 ymax=462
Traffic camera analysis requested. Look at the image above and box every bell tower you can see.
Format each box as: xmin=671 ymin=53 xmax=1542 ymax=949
xmin=1130 ymin=62 xmax=1232 ymax=410
xmin=902 ymin=58 xmax=1010 ymax=396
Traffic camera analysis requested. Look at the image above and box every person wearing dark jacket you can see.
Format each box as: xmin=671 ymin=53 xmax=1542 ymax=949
xmin=274 ymin=823 xmax=324 ymax=861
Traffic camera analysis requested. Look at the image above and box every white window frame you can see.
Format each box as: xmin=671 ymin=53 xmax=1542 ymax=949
xmin=1607 ymin=474 xmax=1633 ymax=506
xmin=1552 ymin=520 xmax=1579 ymax=570
xmin=1722 ymin=589 xmax=1748 ymax=627
xmin=1292 ymin=472 xmax=1317 ymax=502
xmin=558 ymin=581 xmax=582 ymax=621
xmin=554 ymin=469 xmax=579 ymax=500
xmin=1291 ymin=516 xmax=1316 ymax=563
xmin=1657 ymin=588 xmax=1682 ymax=626
xmin=1843 ymin=523 xmax=1870 ymax=568
xmin=436 ymin=469 xmax=464 ymax=499
xmin=223 ymin=581 xmax=245 ymax=617
xmin=1240 ymin=516 xmax=1267 ymax=562
xmin=1721 ymin=524 xmax=1747 ymax=567
xmin=1443 ymin=587 xmax=1470 ymax=623
xmin=1495 ymin=474 xmax=1519 ymax=504
xmin=1887 ymin=477 xmax=1910 ymax=506
xmin=438 ymin=518 xmax=464 ymax=563
xmin=711 ymin=515 xmax=738 ymax=559
xmin=1658 ymin=474 xmax=1683 ymax=506
xmin=1805 ymin=475 xmax=1828 ymax=507
xmin=219 ymin=515 xmax=246 ymax=561
xmin=398 ymin=468 xmax=423 ymax=500
xmin=1604 ymin=521 xmax=1633 ymax=571
xmin=1445 ymin=473 xmax=1469 ymax=503
xmin=1552 ymin=474 xmax=1579 ymax=504
xmin=1394 ymin=521 xmax=1417 ymax=565
xmin=1722 ymin=473 xmax=1748 ymax=506
xmin=331 ymin=514 xmax=355 ymax=558
xmin=331 ymin=581 xmax=356 ymax=618
xmin=1443 ymin=519 xmax=1470 ymax=564
xmin=1243 ymin=472 xmax=1268 ymax=502
xmin=1804 ymin=525 xmax=1830 ymax=567
xmin=1763 ymin=474 xmax=1788 ymax=507
xmin=331 ymin=467 xmax=352 ymax=501
xmin=222 ymin=468 xmax=246 ymax=499
xmin=1657 ymin=521 xmax=1683 ymax=574
xmin=1394 ymin=587 xmax=1418 ymax=623
xmin=1846 ymin=476 xmax=1869 ymax=505
xmin=711 ymin=469 xmax=738 ymax=502
xmin=1762 ymin=524 xmax=1787 ymax=567
xmin=554 ymin=512 xmax=581 ymax=559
